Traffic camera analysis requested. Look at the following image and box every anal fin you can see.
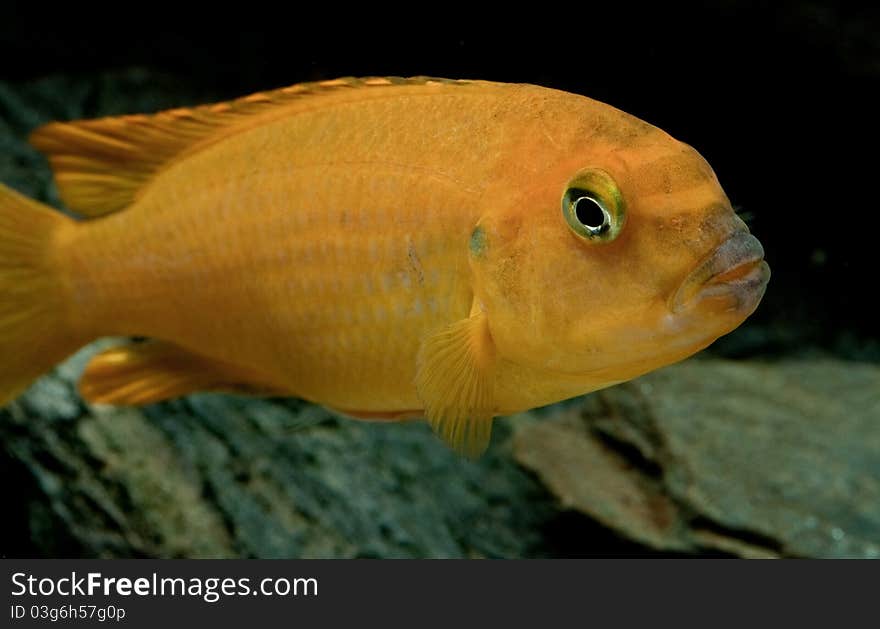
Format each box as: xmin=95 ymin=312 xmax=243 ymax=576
xmin=79 ymin=340 xmax=285 ymax=405
xmin=415 ymin=307 xmax=497 ymax=458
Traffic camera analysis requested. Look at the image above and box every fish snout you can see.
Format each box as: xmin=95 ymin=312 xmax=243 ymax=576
xmin=671 ymin=230 xmax=770 ymax=313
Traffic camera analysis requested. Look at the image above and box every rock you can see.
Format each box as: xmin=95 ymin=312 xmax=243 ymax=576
xmin=514 ymin=358 xmax=880 ymax=558
xmin=513 ymin=410 xmax=696 ymax=553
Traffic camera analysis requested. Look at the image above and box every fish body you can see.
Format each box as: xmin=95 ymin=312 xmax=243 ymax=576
xmin=0 ymin=77 xmax=769 ymax=455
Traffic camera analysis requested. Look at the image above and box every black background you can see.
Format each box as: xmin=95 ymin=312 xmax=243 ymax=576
xmin=2 ymin=2 xmax=878 ymax=357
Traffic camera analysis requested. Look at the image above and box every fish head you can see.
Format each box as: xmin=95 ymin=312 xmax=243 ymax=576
xmin=470 ymin=129 xmax=769 ymax=386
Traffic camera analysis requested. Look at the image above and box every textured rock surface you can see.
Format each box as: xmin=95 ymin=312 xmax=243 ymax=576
xmin=1 ymin=72 xmax=878 ymax=558
xmin=515 ymin=359 xmax=880 ymax=558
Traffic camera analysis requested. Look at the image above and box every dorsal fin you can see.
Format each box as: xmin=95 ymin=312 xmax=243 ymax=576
xmin=29 ymin=76 xmax=471 ymax=217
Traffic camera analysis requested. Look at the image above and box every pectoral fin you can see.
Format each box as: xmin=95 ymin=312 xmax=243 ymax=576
xmin=415 ymin=308 xmax=497 ymax=458
xmin=79 ymin=340 xmax=285 ymax=405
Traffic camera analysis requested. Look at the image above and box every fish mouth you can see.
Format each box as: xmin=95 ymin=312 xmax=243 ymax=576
xmin=670 ymin=230 xmax=770 ymax=313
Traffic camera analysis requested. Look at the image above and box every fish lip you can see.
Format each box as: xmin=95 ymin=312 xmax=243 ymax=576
xmin=670 ymin=230 xmax=768 ymax=313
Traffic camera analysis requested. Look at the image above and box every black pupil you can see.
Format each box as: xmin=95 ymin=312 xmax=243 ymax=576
xmin=574 ymin=196 xmax=607 ymax=229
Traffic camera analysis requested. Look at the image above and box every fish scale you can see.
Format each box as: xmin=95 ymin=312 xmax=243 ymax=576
xmin=67 ymin=155 xmax=477 ymax=410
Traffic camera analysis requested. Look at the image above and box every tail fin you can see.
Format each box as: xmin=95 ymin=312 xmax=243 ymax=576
xmin=0 ymin=183 xmax=82 ymax=405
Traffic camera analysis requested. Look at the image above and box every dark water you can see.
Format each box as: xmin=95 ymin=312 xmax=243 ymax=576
xmin=0 ymin=3 xmax=877 ymax=558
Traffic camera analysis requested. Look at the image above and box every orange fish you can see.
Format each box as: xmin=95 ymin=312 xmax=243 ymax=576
xmin=0 ymin=76 xmax=769 ymax=456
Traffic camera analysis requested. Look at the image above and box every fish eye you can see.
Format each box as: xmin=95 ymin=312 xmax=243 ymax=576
xmin=572 ymin=195 xmax=610 ymax=235
xmin=562 ymin=169 xmax=625 ymax=243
